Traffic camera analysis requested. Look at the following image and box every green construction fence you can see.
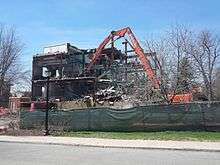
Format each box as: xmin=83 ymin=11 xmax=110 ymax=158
xmin=20 ymin=102 xmax=220 ymax=131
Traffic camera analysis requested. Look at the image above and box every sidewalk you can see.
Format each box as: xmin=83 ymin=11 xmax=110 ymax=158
xmin=0 ymin=135 xmax=220 ymax=152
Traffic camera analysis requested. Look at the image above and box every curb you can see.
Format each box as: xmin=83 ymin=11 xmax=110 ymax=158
xmin=0 ymin=139 xmax=219 ymax=152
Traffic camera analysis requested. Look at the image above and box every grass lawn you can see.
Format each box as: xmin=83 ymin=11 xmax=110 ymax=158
xmin=59 ymin=131 xmax=220 ymax=141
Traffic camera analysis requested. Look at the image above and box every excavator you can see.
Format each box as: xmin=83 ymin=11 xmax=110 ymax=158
xmin=86 ymin=27 xmax=192 ymax=103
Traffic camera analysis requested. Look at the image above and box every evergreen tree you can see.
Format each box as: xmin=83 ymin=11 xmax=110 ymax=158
xmin=177 ymin=57 xmax=194 ymax=93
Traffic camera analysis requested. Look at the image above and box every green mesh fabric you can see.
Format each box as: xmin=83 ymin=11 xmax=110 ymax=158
xmin=20 ymin=102 xmax=220 ymax=131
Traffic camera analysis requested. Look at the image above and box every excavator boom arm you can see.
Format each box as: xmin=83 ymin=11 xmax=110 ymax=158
xmin=87 ymin=27 xmax=160 ymax=88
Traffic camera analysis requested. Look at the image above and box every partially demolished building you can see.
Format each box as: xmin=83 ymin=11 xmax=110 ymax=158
xmin=32 ymin=43 xmax=96 ymax=101
xmin=31 ymin=42 xmax=150 ymax=102
xmin=31 ymin=27 xmax=162 ymax=105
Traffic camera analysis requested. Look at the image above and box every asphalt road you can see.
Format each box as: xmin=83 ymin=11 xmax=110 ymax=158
xmin=0 ymin=142 xmax=220 ymax=165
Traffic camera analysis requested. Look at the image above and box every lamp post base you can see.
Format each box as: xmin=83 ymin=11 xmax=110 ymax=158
xmin=43 ymin=130 xmax=50 ymax=136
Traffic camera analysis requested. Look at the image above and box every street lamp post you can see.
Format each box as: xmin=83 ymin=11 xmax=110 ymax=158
xmin=44 ymin=76 xmax=50 ymax=136
xmin=43 ymin=68 xmax=51 ymax=136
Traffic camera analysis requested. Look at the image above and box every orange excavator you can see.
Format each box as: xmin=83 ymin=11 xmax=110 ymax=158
xmin=86 ymin=27 xmax=192 ymax=103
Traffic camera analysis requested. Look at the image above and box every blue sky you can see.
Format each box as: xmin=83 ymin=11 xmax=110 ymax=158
xmin=1 ymin=0 xmax=220 ymax=69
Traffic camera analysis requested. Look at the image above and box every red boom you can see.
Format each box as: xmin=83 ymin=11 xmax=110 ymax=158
xmin=87 ymin=27 xmax=160 ymax=88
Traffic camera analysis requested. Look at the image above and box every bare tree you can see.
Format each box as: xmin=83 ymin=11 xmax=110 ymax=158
xmin=145 ymin=25 xmax=196 ymax=103
xmin=0 ymin=24 xmax=27 ymax=97
xmin=146 ymin=25 xmax=220 ymax=102
xmin=145 ymin=38 xmax=171 ymax=103
xmin=186 ymin=31 xmax=220 ymax=101
xmin=11 ymin=69 xmax=32 ymax=96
